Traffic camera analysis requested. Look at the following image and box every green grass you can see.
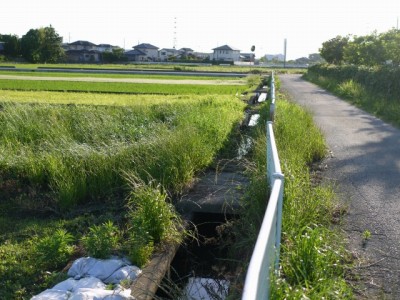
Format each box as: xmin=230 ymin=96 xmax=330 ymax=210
xmin=0 ymin=73 xmax=252 ymax=298
xmin=305 ymin=65 xmax=400 ymax=128
xmin=0 ymin=78 xmax=247 ymax=95
xmin=228 ymin=83 xmax=352 ymax=298
xmin=0 ymin=70 xmax=244 ymax=81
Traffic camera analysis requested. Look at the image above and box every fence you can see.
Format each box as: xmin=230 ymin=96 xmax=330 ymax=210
xmin=242 ymin=72 xmax=285 ymax=300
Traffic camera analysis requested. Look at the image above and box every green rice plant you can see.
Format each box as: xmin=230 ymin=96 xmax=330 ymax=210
xmin=0 ymin=92 xmax=245 ymax=210
xmin=81 ymin=221 xmax=120 ymax=258
xmin=33 ymin=229 xmax=75 ymax=270
xmin=0 ymin=79 xmax=246 ymax=95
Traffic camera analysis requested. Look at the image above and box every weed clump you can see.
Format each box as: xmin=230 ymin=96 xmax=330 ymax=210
xmin=81 ymin=221 xmax=120 ymax=259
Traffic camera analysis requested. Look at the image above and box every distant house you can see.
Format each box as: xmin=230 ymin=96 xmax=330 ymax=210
xmin=211 ymin=45 xmax=240 ymax=62
xmin=97 ymin=44 xmax=118 ymax=52
xmin=0 ymin=41 xmax=5 ymax=54
xmin=179 ymin=47 xmax=194 ymax=57
xmin=264 ymin=54 xmax=284 ymax=62
xmin=126 ymin=43 xmax=159 ymax=62
xmin=68 ymin=40 xmax=97 ymax=51
xmin=159 ymin=48 xmax=181 ymax=61
xmin=65 ymin=40 xmax=101 ymax=63
xmin=193 ymin=52 xmax=211 ymax=60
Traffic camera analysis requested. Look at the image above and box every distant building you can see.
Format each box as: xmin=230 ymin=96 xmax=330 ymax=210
xmin=159 ymin=48 xmax=181 ymax=61
xmin=211 ymin=45 xmax=240 ymax=62
xmin=64 ymin=40 xmax=100 ymax=62
xmin=240 ymin=53 xmax=255 ymax=62
xmin=264 ymin=54 xmax=285 ymax=62
xmin=179 ymin=47 xmax=194 ymax=57
xmin=193 ymin=52 xmax=211 ymax=60
xmin=126 ymin=43 xmax=159 ymax=62
xmin=0 ymin=41 xmax=5 ymax=54
xmin=96 ymin=44 xmax=118 ymax=52
xmin=67 ymin=40 xmax=97 ymax=51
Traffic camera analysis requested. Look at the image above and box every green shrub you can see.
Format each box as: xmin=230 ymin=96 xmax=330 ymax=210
xmin=33 ymin=229 xmax=75 ymax=270
xmin=81 ymin=221 xmax=120 ymax=258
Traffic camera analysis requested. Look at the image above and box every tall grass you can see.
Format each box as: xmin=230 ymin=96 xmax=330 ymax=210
xmin=0 ymin=95 xmax=245 ymax=210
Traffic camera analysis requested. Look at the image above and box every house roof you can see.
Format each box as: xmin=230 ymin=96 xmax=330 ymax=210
xmin=180 ymin=48 xmax=193 ymax=52
xmin=97 ymin=44 xmax=114 ymax=47
xmin=133 ymin=43 xmax=159 ymax=50
xmin=125 ymin=49 xmax=147 ymax=56
xmin=69 ymin=40 xmax=97 ymax=46
xmin=212 ymin=45 xmax=240 ymax=51
xmin=66 ymin=49 xmax=100 ymax=54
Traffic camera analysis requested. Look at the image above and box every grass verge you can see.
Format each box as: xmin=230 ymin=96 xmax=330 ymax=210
xmin=305 ymin=65 xmax=400 ymax=128
xmin=228 ymin=84 xmax=352 ymax=298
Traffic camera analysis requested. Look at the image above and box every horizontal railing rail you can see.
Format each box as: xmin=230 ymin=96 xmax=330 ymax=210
xmin=242 ymin=72 xmax=284 ymax=300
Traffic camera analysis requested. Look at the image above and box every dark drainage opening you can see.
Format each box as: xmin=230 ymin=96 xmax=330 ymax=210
xmin=156 ymin=212 xmax=237 ymax=299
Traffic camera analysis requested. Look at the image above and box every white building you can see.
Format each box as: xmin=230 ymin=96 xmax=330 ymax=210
xmin=211 ymin=45 xmax=240 ymax=62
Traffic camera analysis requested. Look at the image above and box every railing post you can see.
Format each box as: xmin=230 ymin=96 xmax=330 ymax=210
xmin=273 ymin=172 xmax=284 ymax=271
xmin=269 ymin=72 xmax=275 ymax=122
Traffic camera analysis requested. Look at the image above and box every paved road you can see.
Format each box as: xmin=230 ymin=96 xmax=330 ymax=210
xmin=279 ymin=74 xmax=400 ymax=299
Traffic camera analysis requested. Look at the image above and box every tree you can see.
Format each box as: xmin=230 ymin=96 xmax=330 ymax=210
xmin=40 ymin=26 xmax=65 ymax=63
xmin=21 ymin=25 xmax=64 ymax=63
xmin=379 ymin=29 xmax=400 ymax=65
xmin=21 ymin=29 xmax=41 ymax=62
xmin=0 ymin=34 xmax=20 ymax=57
xmin=319 ymin=36 xmax=349 ymax=64
xmin=308 ymin=53 xmax=324 ymax=64
xmin=102 ymin=47 xmax=127 ymax=63
xmin=344 ymin=33 xmax=385 ymax=66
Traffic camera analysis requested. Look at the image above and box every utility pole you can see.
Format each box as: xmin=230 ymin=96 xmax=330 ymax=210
xmin=283 ymin=38 xmax=287 ymax=68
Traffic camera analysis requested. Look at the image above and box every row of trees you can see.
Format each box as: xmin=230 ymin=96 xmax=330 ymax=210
xmin=0 ymin=25 xmax=64 ymax=63
xmin=320 ymin=28 xmax=400 ymax=66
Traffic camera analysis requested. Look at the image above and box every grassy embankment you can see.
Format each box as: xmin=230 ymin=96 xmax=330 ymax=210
xmin=305 ymin=64 xmax=400 ymax=128
xmin=0 ymin=73 xmax=255 ymax=298
xmin=229 ymin=77 xmax=353 ymax=298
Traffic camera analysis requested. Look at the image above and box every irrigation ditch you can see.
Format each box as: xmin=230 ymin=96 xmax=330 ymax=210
xmin=131 ymin=84 xmax=269 ymax=300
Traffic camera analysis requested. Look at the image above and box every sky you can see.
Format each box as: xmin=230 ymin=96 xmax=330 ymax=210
xmin=1 ymin=0 xmax=399 ymax=60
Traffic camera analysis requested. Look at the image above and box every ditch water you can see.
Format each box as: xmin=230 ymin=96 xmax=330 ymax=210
xmin=156 ymin=213 xmax=235 ymax=300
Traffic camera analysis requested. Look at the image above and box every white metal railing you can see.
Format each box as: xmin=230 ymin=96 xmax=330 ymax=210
xmin=242 ymin=73 xmax=285 ymax=300
xmin=269 ymin=72 xmax=276 ymax=121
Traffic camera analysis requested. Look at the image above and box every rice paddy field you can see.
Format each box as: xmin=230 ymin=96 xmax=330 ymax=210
xmin=0 ymin=68 xmax=255 ymax=298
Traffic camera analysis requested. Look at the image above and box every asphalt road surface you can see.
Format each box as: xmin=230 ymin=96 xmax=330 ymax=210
xmin=279 ymin=74 xmax=400 ymax=299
